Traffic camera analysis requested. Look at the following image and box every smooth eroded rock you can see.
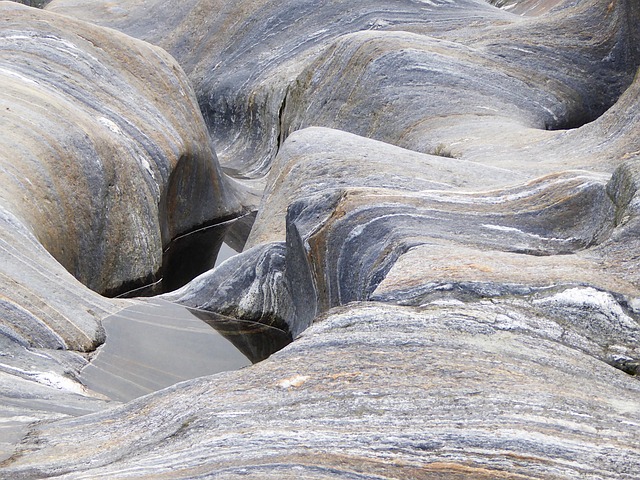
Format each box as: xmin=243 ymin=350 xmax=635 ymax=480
xmin=3 ymin=302 xmax=639 ymax=478
xmin=2 ymin=1 xmax=640 ymax=478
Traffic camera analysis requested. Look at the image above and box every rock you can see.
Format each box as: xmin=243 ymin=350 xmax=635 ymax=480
xmin=282 ymin=0 xmax=640 ymax=170
xmin=46 ymin=0 xmax=640 ymax=187
xmin=166 ymin=163 xmax=640 ymax=340
xmin=3 ymin=0 xmax=640 ymax=478
xmin=0 ymin=333 xmax=113 ymax=465
xmin=162 ymin=242 xmax=293 ymax=331
xmin=0 ymin=1 xmax=241 ymax=305
xmin=245 ymin=127 xmax=526 ymax=248
xmin=0 ymin=1 xmax=243 ymax=460
xmin=3 ymin=303 xmax=639 ymax=478
xmin=489 ymin=0 xmax=574 ymax=15
xmin=43 ymin=0 xmax=521 ymax=190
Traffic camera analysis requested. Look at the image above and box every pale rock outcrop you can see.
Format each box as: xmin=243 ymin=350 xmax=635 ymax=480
xmin=3 ymin=302 xmax=640 ymax=478
xmin=42 ymin=0 xmax=522 ymax=185
xmin=2 ymin=0 xmax=640 ymax=478
xmin=46 ymin=0 xmax=640 ymax=188
xmin=0 ymin=2 xmax=240 ymax=310
xmin=0 ymin=2 xmax=241 ymax=461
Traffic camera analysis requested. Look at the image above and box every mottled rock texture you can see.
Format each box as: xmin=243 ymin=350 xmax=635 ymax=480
xmin=2 ymin=0 xmax=640 ymax=478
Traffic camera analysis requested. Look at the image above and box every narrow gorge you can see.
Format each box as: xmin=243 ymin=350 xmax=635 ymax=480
xmin=1 ymin=0 xmax=640 ymax=478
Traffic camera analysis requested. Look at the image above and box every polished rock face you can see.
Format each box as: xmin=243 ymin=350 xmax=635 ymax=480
xmin=4 ymin=302 xmax=640 ymax=478
xmin=45 ymin=0 xmax=640 ymax=182
xmin=0 ymin=1 xmax=242 ymax=461
xmin=2 ymin=0 xmax=640 ymax=478
xmin=0 ymin=1 xmax=242 ymax=347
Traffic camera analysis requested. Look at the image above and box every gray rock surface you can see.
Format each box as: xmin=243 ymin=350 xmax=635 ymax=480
xmin=2 ymin=0 xmax=640 ymax=478
xmin=44 ymin=0 xmax=524 ymax=192
xmin=3 ymin=302 xmax=640 ymax=478
xmin=163 ymin=242 xmax=293 ymax=330
xmin=0 ymin=1 xmax=241 ymax=321
xmin=0 ymin=1 xmax=244 ymax=466
xmin=45 ymin=0 xmax=640 ymax=187
xmin=245 ymin=127 xmax=527 ymax=249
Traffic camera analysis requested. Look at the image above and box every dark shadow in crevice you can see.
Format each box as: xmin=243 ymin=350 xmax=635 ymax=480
xmin=110 ymin=217 xmax=237 ymax=298
xmin=188 ymin=306 xmax=292 ymax=364
xmin=223 ymin=210 xmax=256 ymax=252
xmin=544 ymin=109 xmax=601 ymax=131
xmin=544 ymin=72 xmax=638 ymax=132
xmin=609 ymin=357 xmax=640 ymax=377
xmin=161 ymin=219 xmax=233 ymax=293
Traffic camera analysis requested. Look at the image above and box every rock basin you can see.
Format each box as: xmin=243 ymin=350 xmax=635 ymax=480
xmin=79 ymin=299 xmax=291 ymax=402
xmin=1 ymin=0 xmax=640 ymax=478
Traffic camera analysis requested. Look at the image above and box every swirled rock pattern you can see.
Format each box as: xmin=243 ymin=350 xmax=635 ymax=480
xmin=2 ymin=0 xmax=640 ymax=478
xmin=41 ymin=0 xmax=530 ymax=193
xmin=0 ymin=0 xmax=241 ymax=326
xmin=45 ymin=0 xmax=640 ymax=185
xmin=0 ymin=0 xmax=241 ymax=464
xmin=4 ymin=302 xmax=640 ymax=478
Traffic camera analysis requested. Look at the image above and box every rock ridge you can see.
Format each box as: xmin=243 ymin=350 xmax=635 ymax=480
xmin=1 ymin=0 xmax=640 ymax=478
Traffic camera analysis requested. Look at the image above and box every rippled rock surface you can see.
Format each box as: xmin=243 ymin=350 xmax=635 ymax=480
xmin=0 ymin=1 xmax=243 ymax=464
xmin=2 ymin=0 xmax=640 ymax=478
xmin=4 ymin=302 xmax=640 ymax=478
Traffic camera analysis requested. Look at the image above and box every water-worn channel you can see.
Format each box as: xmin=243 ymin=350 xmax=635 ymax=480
xmin=80 ymin=299 xmax=291 ymax=402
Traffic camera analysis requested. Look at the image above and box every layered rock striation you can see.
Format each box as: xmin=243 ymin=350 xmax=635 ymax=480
xmin=46 ymin=0 xmax=640 ymax=182
xmin=1 ymin=0 xmax=640 ymax=478
xmin=4 ymin=302 xmax=640 ymax=478
xmin=0 ymin=1 xmax=241 ymax=338
xmin=0 ymin=1 xmax=241 ymax=461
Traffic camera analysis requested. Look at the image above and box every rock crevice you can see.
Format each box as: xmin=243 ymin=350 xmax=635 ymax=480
xmin=2 ymin=0 xmax=640 ymax=478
